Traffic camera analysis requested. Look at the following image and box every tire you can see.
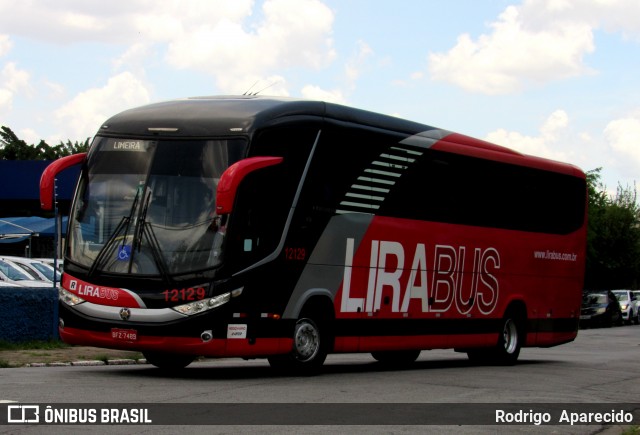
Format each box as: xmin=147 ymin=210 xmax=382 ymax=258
xmin=496 ymin=317 xmax=521 ymax=364
xmin=614 ymin=311 xmax=623 ymax=326
xmin=371 ymin=350 xmax=421 ymax=367
xmin=268 ymin=316 xmax=328 ymax=374
xmin=467 ymin=310 xmax=523 ymax=366
xmin=143 ymin=351 xmax=195 ymax=370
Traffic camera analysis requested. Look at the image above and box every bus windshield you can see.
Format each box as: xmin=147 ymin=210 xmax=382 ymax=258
xmin=67 ymin=137 xmax=246 ymax=277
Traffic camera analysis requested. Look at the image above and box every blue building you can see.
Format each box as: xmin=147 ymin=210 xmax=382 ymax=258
xmin=0 ymin=160 xmax=79 ymax=257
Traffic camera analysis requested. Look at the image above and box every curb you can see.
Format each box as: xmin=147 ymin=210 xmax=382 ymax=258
xmin=25 ymin=359 xmax=148 ymax=368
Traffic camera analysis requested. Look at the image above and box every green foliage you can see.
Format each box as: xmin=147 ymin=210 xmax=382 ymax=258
xmin=0 ymin=126 xmax=90 ymax=160
xmin=585 ymin=168 xmax=640 ymax=289
xmin=621 ymin=426 xmax=640 ymax=435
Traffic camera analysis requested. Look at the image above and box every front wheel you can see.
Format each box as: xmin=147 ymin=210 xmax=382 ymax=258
xmin=143 ymin=351 xmax=195 ymax=370
xmin=614 ymin=311 xmax=623 ymax=326
xmin=268 ymin=317 xmax=328 ymax=374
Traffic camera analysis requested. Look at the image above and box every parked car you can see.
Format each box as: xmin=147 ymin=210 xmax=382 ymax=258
xmin=0 ymin=259 xmax=50 ymax=288
xmin=0 ymin=256 xmax=60 ymax=283
xmin=33 ymin=257 xmax=64 ymax=274
xmin=634 ymin=291 xmax=640 ymax=311
xmin=580 ymin=291 xmax=623 ymax=327
xmin=611 ymin=290 xmax=639 ymax=325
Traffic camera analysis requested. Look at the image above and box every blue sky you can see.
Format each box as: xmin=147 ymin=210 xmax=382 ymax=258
xmin=1 ymin=0 xmax=640 ymax=192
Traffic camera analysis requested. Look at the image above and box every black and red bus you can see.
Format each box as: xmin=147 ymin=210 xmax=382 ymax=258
xmin=40 ymin=96 xmax=587 ymax=371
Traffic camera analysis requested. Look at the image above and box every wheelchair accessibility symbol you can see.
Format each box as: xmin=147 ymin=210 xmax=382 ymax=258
xmin=117 ymin=245 xmax=131 ymax=261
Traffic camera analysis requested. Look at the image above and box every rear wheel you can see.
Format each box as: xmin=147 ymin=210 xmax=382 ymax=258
xmin=467 ymin=309 xmax=524 ymax=366
xmin=143 ymin=351 xmax=195 ymax=370
xmin=496 ymin=317 xmax=521 ymax=363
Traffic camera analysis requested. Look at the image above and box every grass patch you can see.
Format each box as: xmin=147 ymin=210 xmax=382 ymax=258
xmin=0 ymin=339 xmax=70 ymax=351
xmin=95 ymin=354 xmax=112 ymax=363
xmin=622 ymin=427 xmax=640 ymax=435
xmin=26 ymin=351 xmax=53 ymax=357
xmin=94 ymin=352 xmax=143 ymax=363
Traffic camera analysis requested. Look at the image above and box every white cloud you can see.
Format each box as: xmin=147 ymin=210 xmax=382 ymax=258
xmin=428 ymin=0 xmax=640 ymax=95
xmin=519 ymin=0 xmax=640 ymax=39
xmin=540 ymin=109 xmax=569 ymax=141
xmin=344 ymin=40 xmax=373 ymax=84
xmin=0 ymin=88 xmax=11 ymax=113
xmin=1 ymin=62 xmax=31 ymax=94
xmin=44 ymin=80 xmax=66 ymax=100
xmin=113 ymin=43 xmax=153 ymax=74
xmin=0 ymin=1 xmax=253 ymax=44
xmin=20 ymin=128 xmax=41 ymax=146
xmin=485 ymin=110 xmax=577 ymax=162
xmin=429 ymin=4 xmax=595 ymax=94
xmin=164 ymin=0 xmax=336 ymax=92
xmin=301 ymin=85 xmax=345 ymax=104
xmin=0 ymin=34 xmax=11 ymax=56
xmin=55 ymin=71 xmax=151 ymax=140
xmin=604 ymin=112 xmax=640 ymax=179
xmin=0 ymin=1 xmax=336 ymax=94
xmin=0 ymin=61 xmax=31 ymax=113
xmin=484 ymin=108 xmax=640 ymax=190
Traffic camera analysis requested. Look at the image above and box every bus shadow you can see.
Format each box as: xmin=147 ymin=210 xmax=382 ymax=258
xmin=100 ymin=356 xmax=560 ymax=381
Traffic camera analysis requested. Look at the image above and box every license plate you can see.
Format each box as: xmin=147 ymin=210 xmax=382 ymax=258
xmin=579 ymin=315 xmax=590 ymax=320
xmin=111 ymin=328 xmax=138 ymax=341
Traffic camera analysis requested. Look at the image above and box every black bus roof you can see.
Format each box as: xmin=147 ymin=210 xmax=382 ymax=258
xmin=98 ymin=96 xmax=435 ymax=138
xmin=95 ymin=95 xmax=583 ymax=178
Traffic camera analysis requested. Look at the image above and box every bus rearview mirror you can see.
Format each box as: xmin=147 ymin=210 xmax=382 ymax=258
xmin=215 ymin=156 xmax=283 ymax=215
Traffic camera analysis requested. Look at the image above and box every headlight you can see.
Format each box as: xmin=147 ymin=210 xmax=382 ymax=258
xmin=59 ymin=287 xmax=85 ymax=306
xmin=172 ymin=292 xmax=231 ymax=316
xmin=620 ymin=304 xmax=628 ymax=310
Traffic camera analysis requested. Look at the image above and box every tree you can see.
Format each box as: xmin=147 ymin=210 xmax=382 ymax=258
xmin=585 ymin=168 xmax=640 ymax=289
xmin=0 ymin=126 xmax=89 ymax=160
xmin=0 ymin=126 xmax=38 ymax=159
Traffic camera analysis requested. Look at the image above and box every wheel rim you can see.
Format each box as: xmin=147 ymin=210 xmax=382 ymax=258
xmin=294 ymin=319 xmax=320 ymax=362
xmin=502 ymin=319 xmax=518 ymax=354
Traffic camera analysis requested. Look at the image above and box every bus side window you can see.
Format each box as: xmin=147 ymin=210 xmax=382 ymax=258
xmin=243 ymin=239 xmax=253 ymax=252
xmin=227 ymin=165 xmax=289 ymax=267
xmin=225 ymin=125 xmax=318 ymax=269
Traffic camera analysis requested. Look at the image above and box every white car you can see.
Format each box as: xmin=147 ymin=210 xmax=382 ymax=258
xmin=611 ymin=290 xmax=639 ymax=325
xmin=0 ymin=256 xmax=60 ymax=283
xmin=0 ymin=259 xmax=51 ymax=288
xmin=33 ymin=257 xmax=64 ymax=273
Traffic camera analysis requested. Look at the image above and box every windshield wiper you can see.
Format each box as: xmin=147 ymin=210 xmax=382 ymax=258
xmin=88 ymin=184 xmax=143 ymax=278
xmin=87 ymin=216 xmax=129 ymax=277
xmin=130 ymin=189 xmax=172 ymax=285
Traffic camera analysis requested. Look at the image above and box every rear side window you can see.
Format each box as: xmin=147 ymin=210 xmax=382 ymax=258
xmin=298 ymin=124 xmax=586 ymax=235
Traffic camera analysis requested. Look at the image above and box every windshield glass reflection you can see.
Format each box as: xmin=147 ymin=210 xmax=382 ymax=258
xmin=68 ymin=137 xmax=245 ymax=277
